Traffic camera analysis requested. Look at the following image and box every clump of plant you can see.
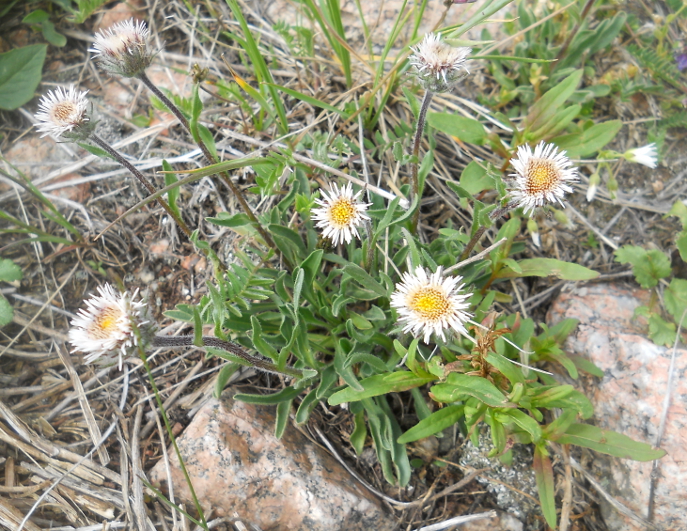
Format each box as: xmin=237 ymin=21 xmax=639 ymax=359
xmin=30 ymin=3 xmax=669 ymax=530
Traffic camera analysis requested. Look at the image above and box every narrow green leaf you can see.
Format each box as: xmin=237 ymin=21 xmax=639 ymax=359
xmin=496 ymin=258 xmax=599 ymax=280
xmin=558 ymin=423 xmax=667 ymax=461
xmin=343 ymin=264 xmax=387 ymax=298
xmin=267 ymin=83 xmax=347 ymax=116
xmin=397 ymin=405 xmax=464 ymax=444
xmin=275 ymin=399 xmax=292 ymax=438
xmin=430 ymin=373 xmax=509 ymax=407
xmin=525 ymin=69 xmax=582 ymax=134
xmin=295 ymin=388 xmax=319 ymax=424
xmin=328 ymin=372 xmax=435 ymax=405
xmin=534 ymin=445 xmax=557 ymax=529
xmin=214 ymin=363 xmax=240 ymax=398
xmin=553 ymin=120 xmax=623 ymax=159
xmin=350 ymin=410 xmax=367 ymax=455
xmin=234 ymin=386 xmax=301 ymax=404
xmin=162 ymin=159 xmax=181 ymax=220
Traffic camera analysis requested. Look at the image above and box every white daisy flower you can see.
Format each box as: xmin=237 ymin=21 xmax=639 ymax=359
xmin=391 ymin=266 xmax=473 ymax=344
xmin=34 ymin=85 xmax=90 ymax=139
xmin=311 ymin=182 xmax=371 ymax=246
xmin=90 ymin=18 xmax=153 ymax=77
xmin=508 ymin=142 xmax=579 ymax=215
xmin=409 ymin=33 xmax=471 ymax=92
xmin=624 ymin=143 xmax=657 ymax=169
xmin=69 ymin=284 xmax=150 ymax=370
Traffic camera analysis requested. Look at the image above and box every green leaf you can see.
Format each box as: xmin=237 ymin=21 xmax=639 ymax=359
xmin=553 ymin=120 xmax=623 ymax=159
xmin=648 ymin=314 xmax=676 ymax=347
xmin=430 ymin=373 xmax=510 ymax=407
xmin=295 ymin=388 xmax=319 ymax=424
xmin=495 ymin=409 xmax=542 ymax=443
xmin=0 ymin=258 xmax=22 ymax=282
xmin=676 ymin=231 xmax=687 ymax=262
xmin=23 ymin=9 xmax=50 ymax=23
xmin=568 ymin=354 xmax=604 ymax=378
xmin=214 ymin=363 xmax=240 ymax=398
xmin=524 ymin=69 xmax=582 ymax=134
xmin=615 ymin=245 xmax=671 ymax=288
xmin=342 ymin=264 xmax=387 ymax=298
xmin=398 ymin=405 xmax=464 ymax=444
xmin=558 ymin=423 xmax=667 ymax=461
xmin=77 ymin=142 xmax=116 ymax=160
xmin=0 ymin=44 xmax=47 ymax=110
xmin=427 ymin=112 xmax=486 ymax=145
xmin=459 ymin=161 xmax=494 ymax=195
xmin=275 ymin=399 xmax=292 ymax=438
xmin=665 ymin=278 xmax=687 ymax=325
xmin=328 ymin=372 xmax=435 ymax=406
xmin=234 ymin=386 xmax=301 ymax=404
xmin=40 ymin=20 xmax=67 ymax=47
xmin=162 ymin=160 xmax=181 ymax=220
xmin=534 ymin=445 xmax=557 ymax=529
xmin=350 ymin=410 xmax=367 ymax=455
xmin=496 ymin=258 xmax=599 ymax=280
xmin=267 ymin=83 xmax=347 ymax=116
xmin=0 ymin=295 xmax=13 ymax=327
xmin=668 ymin=201 xmax=687 ymax=229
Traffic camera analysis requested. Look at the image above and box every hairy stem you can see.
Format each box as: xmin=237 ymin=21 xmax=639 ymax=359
xmin=90 ymin=134 xmax=192 ymax=238
xmin=137 ymin=73 xmax=283 ymax=264
xmin=152 ymin=335 xmax=305 ymax=379
xmin=410 ymin=89 xmax=434 ymax=232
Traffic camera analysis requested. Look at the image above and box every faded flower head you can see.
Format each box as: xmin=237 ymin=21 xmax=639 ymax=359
xmin=311 ymin=182 xmax=371 ymax=246
xmin=624 ymin=143 xmax=657 ymax=169
xmin=391 ymin=266 xmax=473 ymax=344
xmin=90 ymin=18 xmax=153 ymax=77
xmin=508 ymin=141 xmax=579 ymax=215
xmin=409 ymin=33 xmax=471 ymax=92
xmin=69 ymin=284 xmax=152 ymax=370
xmin=34 ymin=85 xmax=90 ymax=139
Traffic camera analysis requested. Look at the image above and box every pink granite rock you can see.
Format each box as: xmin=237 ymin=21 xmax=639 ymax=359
xmin=458 ymin=511 xmax=523 ymax=531
xmin=547 ymin=283 xmax=687 ymax=531
xmin=149 ymin=391 xmax=395 ymax=531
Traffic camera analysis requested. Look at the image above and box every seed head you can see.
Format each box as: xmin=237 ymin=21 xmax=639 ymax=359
xmin=90 ymin=18 xmax=154 ymax=77
xmin=409 ymin=33 xmax=471 ymax=92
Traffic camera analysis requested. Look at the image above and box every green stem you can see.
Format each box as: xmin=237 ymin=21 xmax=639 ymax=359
xmin=137 ymin=73 xmax=284 ymax=265
xmin=136 ymin=344 xmax=208 ymax=530
xmin=152 ymin=335 xmax=305 ymax=379
xmin=410 ymin=89 xmax=434 ymax=232
xmin=90 ymin=134 xmax=192 ymax=239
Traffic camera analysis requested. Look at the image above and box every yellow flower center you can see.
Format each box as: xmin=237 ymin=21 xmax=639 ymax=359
xmin=526 ymin=160 xmax=559 ymax=194
xmin=409 ymin=288 xmax=450 ymax=320
xmin=89 ymin=307 xmax=124 ymax=339
xmin=329 ymin=198 xmax=356 ymax=228
xmin=51 ymin=102 xmax=78 ymax=125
